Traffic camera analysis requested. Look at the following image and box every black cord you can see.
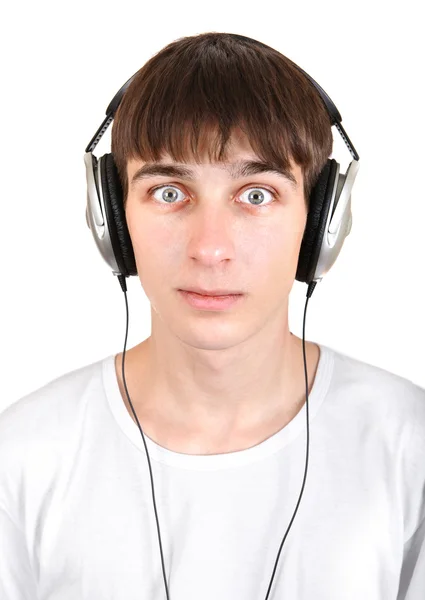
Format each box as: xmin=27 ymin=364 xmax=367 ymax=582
xmin=263 ymin=279 xmax=316 ymax=598
xmin=117 ymin=274 xmax=171 ymax=598
xmin=117 ymin=274 xmax=317 ymax=600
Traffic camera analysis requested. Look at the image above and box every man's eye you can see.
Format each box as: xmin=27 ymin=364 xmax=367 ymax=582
xmin=239 ymin=188 xmax=275 ymax=207
xmin=151 ymin=185 xmax=185 ymax=204
xmin=150 ymin=185 xmax=275 ymax=207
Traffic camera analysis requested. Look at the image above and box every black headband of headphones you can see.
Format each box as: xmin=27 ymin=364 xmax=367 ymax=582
xmin=85 ymin=33 xmax=359 ymax=163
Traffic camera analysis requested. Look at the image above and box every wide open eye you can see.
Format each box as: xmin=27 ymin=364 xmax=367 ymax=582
xmin=239 ymin=187 xmax=275 ymax=207
xmin=151 ymin=185 xmax=185 ymax=204
xmin=149 ymin=184 xmax=276 ymax=208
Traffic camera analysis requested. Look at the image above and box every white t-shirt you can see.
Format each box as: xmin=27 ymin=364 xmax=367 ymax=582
xmin=0 ymin=343 xmax=424 ymax=600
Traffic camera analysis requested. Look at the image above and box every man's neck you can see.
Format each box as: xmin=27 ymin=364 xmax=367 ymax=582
xmin=114 ymin=330 xmax=320 ymax=455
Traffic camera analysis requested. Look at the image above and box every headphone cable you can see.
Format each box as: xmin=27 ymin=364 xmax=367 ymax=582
xmin=117 ymin=273 xmax=317 ymax=600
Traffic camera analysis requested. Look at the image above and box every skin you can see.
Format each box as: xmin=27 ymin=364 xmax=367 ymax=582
xmin=114 ymin=130 xmax=320 ymax=455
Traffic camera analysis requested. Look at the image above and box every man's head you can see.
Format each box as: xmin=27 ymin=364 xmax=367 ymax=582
xmin=110 ymin=32 xmax=332 ymax=349
xmin=112 ymin=32 xmax=332 ymax=207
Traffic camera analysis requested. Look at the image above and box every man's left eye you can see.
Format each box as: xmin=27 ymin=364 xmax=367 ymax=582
xmin=239 ymin=187 xmax=275 ymax=207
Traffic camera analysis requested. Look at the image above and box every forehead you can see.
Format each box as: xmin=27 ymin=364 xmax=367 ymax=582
xmin=127 ymin=131 xmax=301 ymax=191
xmin=127 ymin=155 xmax=301 ymax=193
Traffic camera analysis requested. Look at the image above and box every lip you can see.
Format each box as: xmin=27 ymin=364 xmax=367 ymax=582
xmin=178 ymin=290 xmax=244 ymax=311
xmin=179 ymin=287 xmax=243 ymax=296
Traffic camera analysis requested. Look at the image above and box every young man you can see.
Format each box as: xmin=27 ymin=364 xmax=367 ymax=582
xmin=0 ymin=32 xmax=424 ymax=600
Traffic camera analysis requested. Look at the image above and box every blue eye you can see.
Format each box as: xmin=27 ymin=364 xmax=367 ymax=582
xmin=239 ymin=188 xmax=274 ymax=207
xmin=151 ymin=186 xmax=185 ymax=204
xmin=150 ymin=185 xmax=275 ymax=207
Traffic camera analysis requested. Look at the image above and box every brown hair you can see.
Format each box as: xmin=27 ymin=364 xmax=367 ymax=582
xmin=111 ymin=32 xmax=333 ymax=207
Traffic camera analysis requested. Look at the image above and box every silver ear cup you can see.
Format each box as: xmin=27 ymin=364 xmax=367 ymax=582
xmin=312 ymin=159 xmax=359 ymax=281
xmin=84 ymin=152 xmax=122 ymax=275
xmin=346 ymin=212 xmax=353 ymax=235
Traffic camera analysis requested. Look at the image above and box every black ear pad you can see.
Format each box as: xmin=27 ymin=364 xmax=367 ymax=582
xmin=100 ymin=153 xmax=137 ymax=277
xmin=296 ymin=158 xmax=338 ymax=284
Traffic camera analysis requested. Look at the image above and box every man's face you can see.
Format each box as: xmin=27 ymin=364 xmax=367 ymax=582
xmin=124 ymin=132 xmax=308 ymax=350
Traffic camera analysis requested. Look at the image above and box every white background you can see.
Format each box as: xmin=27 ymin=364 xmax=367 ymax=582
xmin=1 ymin=0 xmax=424 ymax=412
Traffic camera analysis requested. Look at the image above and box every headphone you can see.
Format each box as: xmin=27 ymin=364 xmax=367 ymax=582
xmin=84 ymin=36 xmax=359 ymax=287
xmin=83 ymin=34 xmax=360 ymax=600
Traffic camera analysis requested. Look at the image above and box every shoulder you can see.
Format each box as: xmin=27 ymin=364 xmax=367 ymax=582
xmin=323 ymin=343 xmax=425 ymax=534
xmin=324 ymin=343 xmax=425 ymax=407
xmin=0 ymin=355 xmax=112 ymax=524
xmin=322 ymin=342 xmax=425 ymax=446
xmin=0 ymin=355 xmax=111 ymax=457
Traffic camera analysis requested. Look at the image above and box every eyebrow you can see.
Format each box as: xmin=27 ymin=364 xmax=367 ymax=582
xmin=130 ymin=160 xmax=298 ymax=190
